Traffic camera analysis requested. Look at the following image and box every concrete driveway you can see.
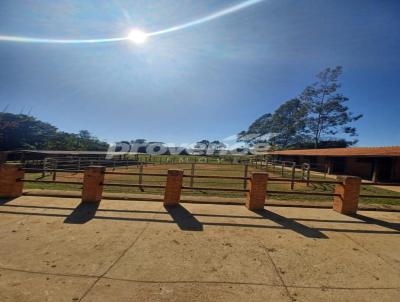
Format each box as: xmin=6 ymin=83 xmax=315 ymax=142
xmin=0 ymin=196 xmax=399 ymax=302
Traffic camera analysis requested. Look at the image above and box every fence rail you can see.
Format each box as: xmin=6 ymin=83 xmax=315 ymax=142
xmin=104 ymin=183 xmax=166 ymax=189
xmin=21 ymin=167 xmax=400 ymax=185
xmin=21 ymin=179 xmax=83 ymax=185
xmin=268 ymin=190 xmax=341 ymax=197
xmin=2 ymin=156 xmax=398 ymax=220
xmin=14 ymin=165 xmax=400 ymax=201
xmin=360 ymin=194 xmax=400 ymax=199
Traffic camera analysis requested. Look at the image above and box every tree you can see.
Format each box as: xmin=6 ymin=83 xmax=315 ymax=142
xmin=238 ymin=113 xmax=273 ymax=145
xmin=76 ymin=130 xmax=108 ymax=151
xmin=0 ymin=113 xmax=108 ymax=151
xmin=238 ymin=99 xmax=308 ymax=149
xmin=195 ymin=140 xmax=210 ymax=149
xmin=300 ymin=66 xmax=362 ymax=148
xmin=239 ymin=66 xmax=363 ymax=150
xmin=268 ymin=98 xmax=308 ymax=148
xmin=0 ymin=113 xmax=58 ymax=150
xmin=208 ymin=140 xmax=227 ymax=155
xmin=245 ymin=113 xmax=273 ymax=137
xmin=290 ymin=138 xmax=356 ymax=149
xmin=210 ymin=140 xmax=227 ymax=150
xmin=78 ymin=130 xmax=91 ymax=140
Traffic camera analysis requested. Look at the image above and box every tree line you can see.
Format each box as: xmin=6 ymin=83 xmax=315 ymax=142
xmin=0 ymin=113 xmax=109 ymax=151
xmin=238 ymin=66 xmax=363 ymax=149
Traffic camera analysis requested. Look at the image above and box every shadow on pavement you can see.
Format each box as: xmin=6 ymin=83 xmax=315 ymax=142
xmin=0 ymin=198 xmax=16 ymax=206
xmin=64 ymin=202 xmax=100 ymax=224
xmin=349 ymin=213 xmax=400 ymax=232
xmin=1 ymin=201 xmax=399 ymax=235
xmin=252 ymin=209 xmax=329 ymax=239
xmin=165 ymin=204 xmax=204 ymax=231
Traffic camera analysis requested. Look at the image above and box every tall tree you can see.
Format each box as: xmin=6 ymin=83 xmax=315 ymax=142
xmin=237 ymin=113 xmax=273 ymax=145
xmin=238 ymin=99 xmax=308 ymax=149
xmin=269 ymin=98 xmax=308 ymax=148
xmin=240 ymin=66 xmax=363 ymax=150
xmin=300 ymin=66 xmax=362 ymax=148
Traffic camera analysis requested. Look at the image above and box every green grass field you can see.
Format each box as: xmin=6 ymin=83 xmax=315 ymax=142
xmin=23 ymin=162 xmax=400 ymax=205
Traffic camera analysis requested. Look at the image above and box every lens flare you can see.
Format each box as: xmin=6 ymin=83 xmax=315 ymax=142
xmin=0 ymin=0 xmax=265 ymax=45
xmin=0 ymin=35 xmax=126 ymax=44
xmin=148 ymin=0 xmax=265 ymax=37
xmin=128 ymin=29 xmax=148 ymax=44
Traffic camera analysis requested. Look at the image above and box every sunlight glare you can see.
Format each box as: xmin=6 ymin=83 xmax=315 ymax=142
xmin=128 ymin=29 xmax=148 ymax=44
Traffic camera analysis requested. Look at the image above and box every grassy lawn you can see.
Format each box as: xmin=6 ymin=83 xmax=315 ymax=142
xmin=23 ymin=163 xmax=400 ymax=205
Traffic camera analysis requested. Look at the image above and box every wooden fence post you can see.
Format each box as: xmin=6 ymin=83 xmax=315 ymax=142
xmin=243 ymin=164 xmax=249 ymax=189
xmin=190 ymin=163 xmax=195 ymax=188
xmin=306 ymin=164 xmax=311 ymax=186
xmin=82 ymin=166 xmax=105 ymax=203
xmin=291 ymin=162 xmax=296 ymax=190
xmin=164 ymin=169 xmax=183 ymax=206
xmin=139 ymin=164 xmax=144 ymax=190
xmin=246 ymin=172 xmax=268 ymax=210
xmin=0 ymin=163 xmax=24 ymax=198
xmin=52 ymin=163 xmax=57 ymax=181
xmin=333 ymin=176 xmax=361 ymax=215
xmin=42 ymin=159 xmax=46 ymax=178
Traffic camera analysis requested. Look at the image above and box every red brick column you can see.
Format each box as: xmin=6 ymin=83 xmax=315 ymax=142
xmin=164 ymin=169 xmax=183 ymax=206
xmin=82 ymin=166 xmax=105 ymax=203
xmin=333 ymin=175 xmax=361 ymax=214
xmin=246 ymin=172 xmax=268 ymax=210
xmin=0 ymin=163 xmax=24 ymax=198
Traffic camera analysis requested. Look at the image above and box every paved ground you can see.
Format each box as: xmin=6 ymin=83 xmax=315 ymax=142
xmin=0 ymin=196 xmax=399 ymax=302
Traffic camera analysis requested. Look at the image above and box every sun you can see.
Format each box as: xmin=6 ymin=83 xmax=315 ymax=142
xmin=128 ymin=29 xmax=148 ymax=44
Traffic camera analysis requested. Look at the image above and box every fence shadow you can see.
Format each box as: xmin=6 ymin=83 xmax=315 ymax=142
xmin=0 ymin=198 xmax=17 ymax=206
xmin=165 ymin=204 xmax=203 ymax=231
xmin=349 ymin=213 xmax=400 ymax=232
xmin=64 ymin=202 xmax=99 ymax=224
xmin=1 ymin=201 xmax=398 ymax=235
xmin=251 ymin=209 xmax=328 ymax=239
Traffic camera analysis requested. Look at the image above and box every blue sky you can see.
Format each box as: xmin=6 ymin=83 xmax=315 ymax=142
xmin=0 ymin=0 xmax=399 ymax=146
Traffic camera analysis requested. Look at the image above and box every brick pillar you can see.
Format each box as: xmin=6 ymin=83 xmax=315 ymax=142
xmin=82 ymin=166 xmax=105 ymax=203
xmin=164 ymin=169 xmax=183 ymax=206
xmin=0 ymin=163 xmax=24 ymax=198
xmin=246 ymin=172 xmax=268 ymax=210
xmin=333 ymin=175 xmax=361 ymax=214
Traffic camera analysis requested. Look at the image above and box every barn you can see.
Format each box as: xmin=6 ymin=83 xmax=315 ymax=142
xmin=267 ymin=146 xmax=400 ymax=183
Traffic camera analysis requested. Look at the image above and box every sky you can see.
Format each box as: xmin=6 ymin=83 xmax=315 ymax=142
xmin=0 ymin=0 xmax=399 ymax=147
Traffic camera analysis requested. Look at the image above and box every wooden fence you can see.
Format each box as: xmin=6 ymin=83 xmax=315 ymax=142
xmin=0 ymin=162 xmax=398 ymax=211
